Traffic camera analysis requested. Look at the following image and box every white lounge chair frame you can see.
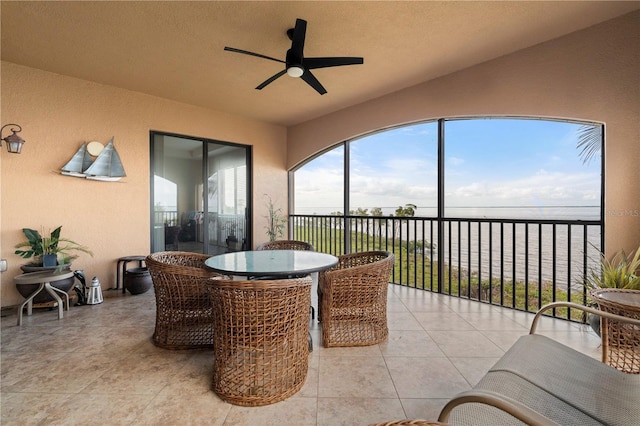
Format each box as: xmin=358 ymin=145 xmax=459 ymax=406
xmin=438 ymin=302 xmax=640 ymax=426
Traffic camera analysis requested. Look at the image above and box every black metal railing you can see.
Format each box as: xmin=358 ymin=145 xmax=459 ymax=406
xmin=153 ymin=211 xmax=246 ymax=251
xmin=291 ymin=214 xmax=602 ymax=321
xmin=155 ymin=210 xmax=178 ymax=226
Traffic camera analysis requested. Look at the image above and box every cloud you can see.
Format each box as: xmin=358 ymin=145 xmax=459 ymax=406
xmin=448 ymin=156 xmax=465 ymax=166
xmin=293 ymin=120 xmax=600 ymax=215
xmin=446 ymin=169 xmax=600 ymax=206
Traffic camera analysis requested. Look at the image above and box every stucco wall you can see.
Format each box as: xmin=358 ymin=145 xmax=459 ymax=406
xmin=287 ymin=11 xmax=640 ymax=256
xmin=2 ymin=11 xmax=638 ymax=308
xmin=1 ymin=63 xmax=286 ymax=307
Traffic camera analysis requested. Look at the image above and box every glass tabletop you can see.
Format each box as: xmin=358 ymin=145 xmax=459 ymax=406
xmin=205 ymin=250 xmax=338 ymax=277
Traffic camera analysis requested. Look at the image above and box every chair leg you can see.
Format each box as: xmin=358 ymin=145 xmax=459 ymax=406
xmin=317 ymin=287 xmax=322 ymax=323
xmin=310 ymin=305 xmax=315 ymax=320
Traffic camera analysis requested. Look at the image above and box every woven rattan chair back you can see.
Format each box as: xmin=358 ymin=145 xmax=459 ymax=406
xmin=256 ymin=239 xmax=317 ymax=321
xmin=146 ymin=251 xmax=224 ymax=350
xmin=591 ymin=288 xmax=640 ymax=374
xmin=370 ymin=421 xmax=450 ymax=426
xmin=318 ymin=250 xmax=395 ymax=347
xmin=207 ymin=276 xmax=312 ymax=406
xmin=255 ymin=240 xmax=314 ymax=251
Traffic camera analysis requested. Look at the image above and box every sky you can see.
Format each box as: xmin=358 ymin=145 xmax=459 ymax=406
xmin=293 ymin=118 xmax=602 ymax=219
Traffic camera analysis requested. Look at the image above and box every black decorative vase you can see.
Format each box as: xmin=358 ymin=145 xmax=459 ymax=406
xmin=124 ymin=267 xmax=152 ymax=295
xmin=16 ymin=264 xmax=75 ymax=304
xmin=588 ymin=313 xmax=601 ymax=337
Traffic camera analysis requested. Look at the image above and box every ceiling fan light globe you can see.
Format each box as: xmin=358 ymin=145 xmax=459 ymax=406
xmin=287 ymin=66 xmax=304 ymax=78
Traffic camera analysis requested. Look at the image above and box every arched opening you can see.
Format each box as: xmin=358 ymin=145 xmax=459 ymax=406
xmin=291 ymin=117 xmax=603 ymax=318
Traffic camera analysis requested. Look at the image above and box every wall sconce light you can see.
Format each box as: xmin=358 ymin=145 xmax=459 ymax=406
xmin=1 ymin=124 xmax=26 ymax=154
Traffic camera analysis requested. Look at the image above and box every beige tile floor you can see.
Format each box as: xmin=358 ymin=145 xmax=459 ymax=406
xmin=1 ymin=283 xmax=601 ymax=425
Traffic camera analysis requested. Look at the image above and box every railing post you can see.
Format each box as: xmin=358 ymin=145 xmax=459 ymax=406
xmin=291 ymin=213 xmax=601 ymax=321
xmin=344 ymin=142 xmax=351 ymax=254
xmin=437 ymin=119 xmax=445 ymax=293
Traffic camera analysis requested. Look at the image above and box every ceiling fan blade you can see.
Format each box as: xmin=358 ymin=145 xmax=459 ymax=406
xmin=227 ymin=19 xmax=361 ymax=95
xmin=300 ymin=70 xmax=327 ymax=95
xmin=224 ymin=46 xmax=285 ymax=64
xmin=304 ymin=57 xmax=364 ymax=70
xmin=290 ymin=19 xmax=307 ymax=59
xmin=256 ymin=69 xmax=287 ymax=90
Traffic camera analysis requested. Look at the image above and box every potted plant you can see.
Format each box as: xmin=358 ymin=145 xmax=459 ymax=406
xmin=225 ymin=222 xmax=242 ymax=252
xmin=14 ymin=226 xmax=93 ymax=303
xmin=15 ymin=226 xmax=93 ymax=270
xmin=264 ymin=194 xmax=287 ymax=242
xmin=580 ymin=244 xmax=640 ymax=335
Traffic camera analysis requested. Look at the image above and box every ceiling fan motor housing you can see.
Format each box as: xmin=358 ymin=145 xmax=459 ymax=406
xmin=286 ymin=49 xmax=304 ymax=77
xmin=224 ymin=18 xmax=363 ymax=94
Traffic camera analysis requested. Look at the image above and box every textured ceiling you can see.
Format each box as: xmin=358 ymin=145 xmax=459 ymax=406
xmin=2 ymin=1 xmax=638 ymax=127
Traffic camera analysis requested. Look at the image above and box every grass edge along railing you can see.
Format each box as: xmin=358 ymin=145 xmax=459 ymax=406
xmin=291 ymin=214 xmax=602 ymax=322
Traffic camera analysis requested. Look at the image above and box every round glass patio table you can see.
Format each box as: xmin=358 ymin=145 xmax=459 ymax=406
xmin=205 ymin=249 xmax=338 ymax=278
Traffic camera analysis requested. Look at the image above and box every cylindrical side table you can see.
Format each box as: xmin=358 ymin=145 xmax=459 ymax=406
xmin=116 ymin=256 xmax=146 ymax=294
xmin=14 ymin=270 xmax=75 ymax=325
xmin=591 ymin=288 xmax=640 ymax=374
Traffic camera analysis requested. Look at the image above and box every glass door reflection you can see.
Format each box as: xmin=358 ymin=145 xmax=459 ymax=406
xmin=151 ymin=132 xmax=250 ymax=254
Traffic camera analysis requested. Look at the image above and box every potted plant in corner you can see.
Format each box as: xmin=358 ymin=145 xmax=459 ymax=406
xmin=580 ymin=244 xmax=640 ymax=336
xmin=14 ymin=226 xmax=93 ymax=303
xmin=263 ymin=194 xmax=287 ymax=242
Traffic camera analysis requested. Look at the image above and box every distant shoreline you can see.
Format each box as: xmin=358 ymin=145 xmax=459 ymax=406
xmin=294 ymin=206 xmax=602 ymax=221
xmin=293 ymin=207 xmax=603 ymax=291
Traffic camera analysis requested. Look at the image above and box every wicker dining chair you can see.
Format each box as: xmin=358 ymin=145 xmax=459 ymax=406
xmin=255 ymin=239 xmax=314 ymax=251
xmin=145 ymin=251 xmax=226 ymax=350
xmin=590 ymin=288 xmax=640 ymax=374
xmin=370 ymin=421 xmax=450 ymax=426
xmin=206 ymin=276 xmax=313 ymax=406
xmin=318 ymin=250 xmax=395 ymax=347
xmin=256 ymin=239 xmax=317 ymax=321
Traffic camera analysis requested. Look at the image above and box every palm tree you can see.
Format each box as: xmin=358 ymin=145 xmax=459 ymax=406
xmin=392 ymin=203 xmax=417 ymax=239
xmin=371 ymin=207 xmax=384 ymax=238
xmin=576 ymin=124 xmax=602 ymax=165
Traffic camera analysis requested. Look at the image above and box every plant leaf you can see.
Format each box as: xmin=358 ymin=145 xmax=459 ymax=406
xmin=576 ymin=124 xmax=602 ymax=165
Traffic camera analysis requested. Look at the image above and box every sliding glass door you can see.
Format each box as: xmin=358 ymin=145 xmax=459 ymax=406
xmin=150 ymin=132 xmax=251 ymax=254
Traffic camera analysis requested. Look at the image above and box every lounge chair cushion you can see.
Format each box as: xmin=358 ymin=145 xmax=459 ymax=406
xmin=447 ymin=334 xmax=640 ymax=426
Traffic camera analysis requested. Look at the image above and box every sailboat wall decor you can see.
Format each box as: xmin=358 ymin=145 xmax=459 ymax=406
xmin=84 ymin=138 xmax=126 ymax=181
xmin=61 ymin=143 xmax=93 ymax=177
xmin=60 ymin=137 xmax=126 ymax=182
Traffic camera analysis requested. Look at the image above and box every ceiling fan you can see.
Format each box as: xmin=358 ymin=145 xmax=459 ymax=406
xmin=224 ymin=18 xmax=363 ymax=95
